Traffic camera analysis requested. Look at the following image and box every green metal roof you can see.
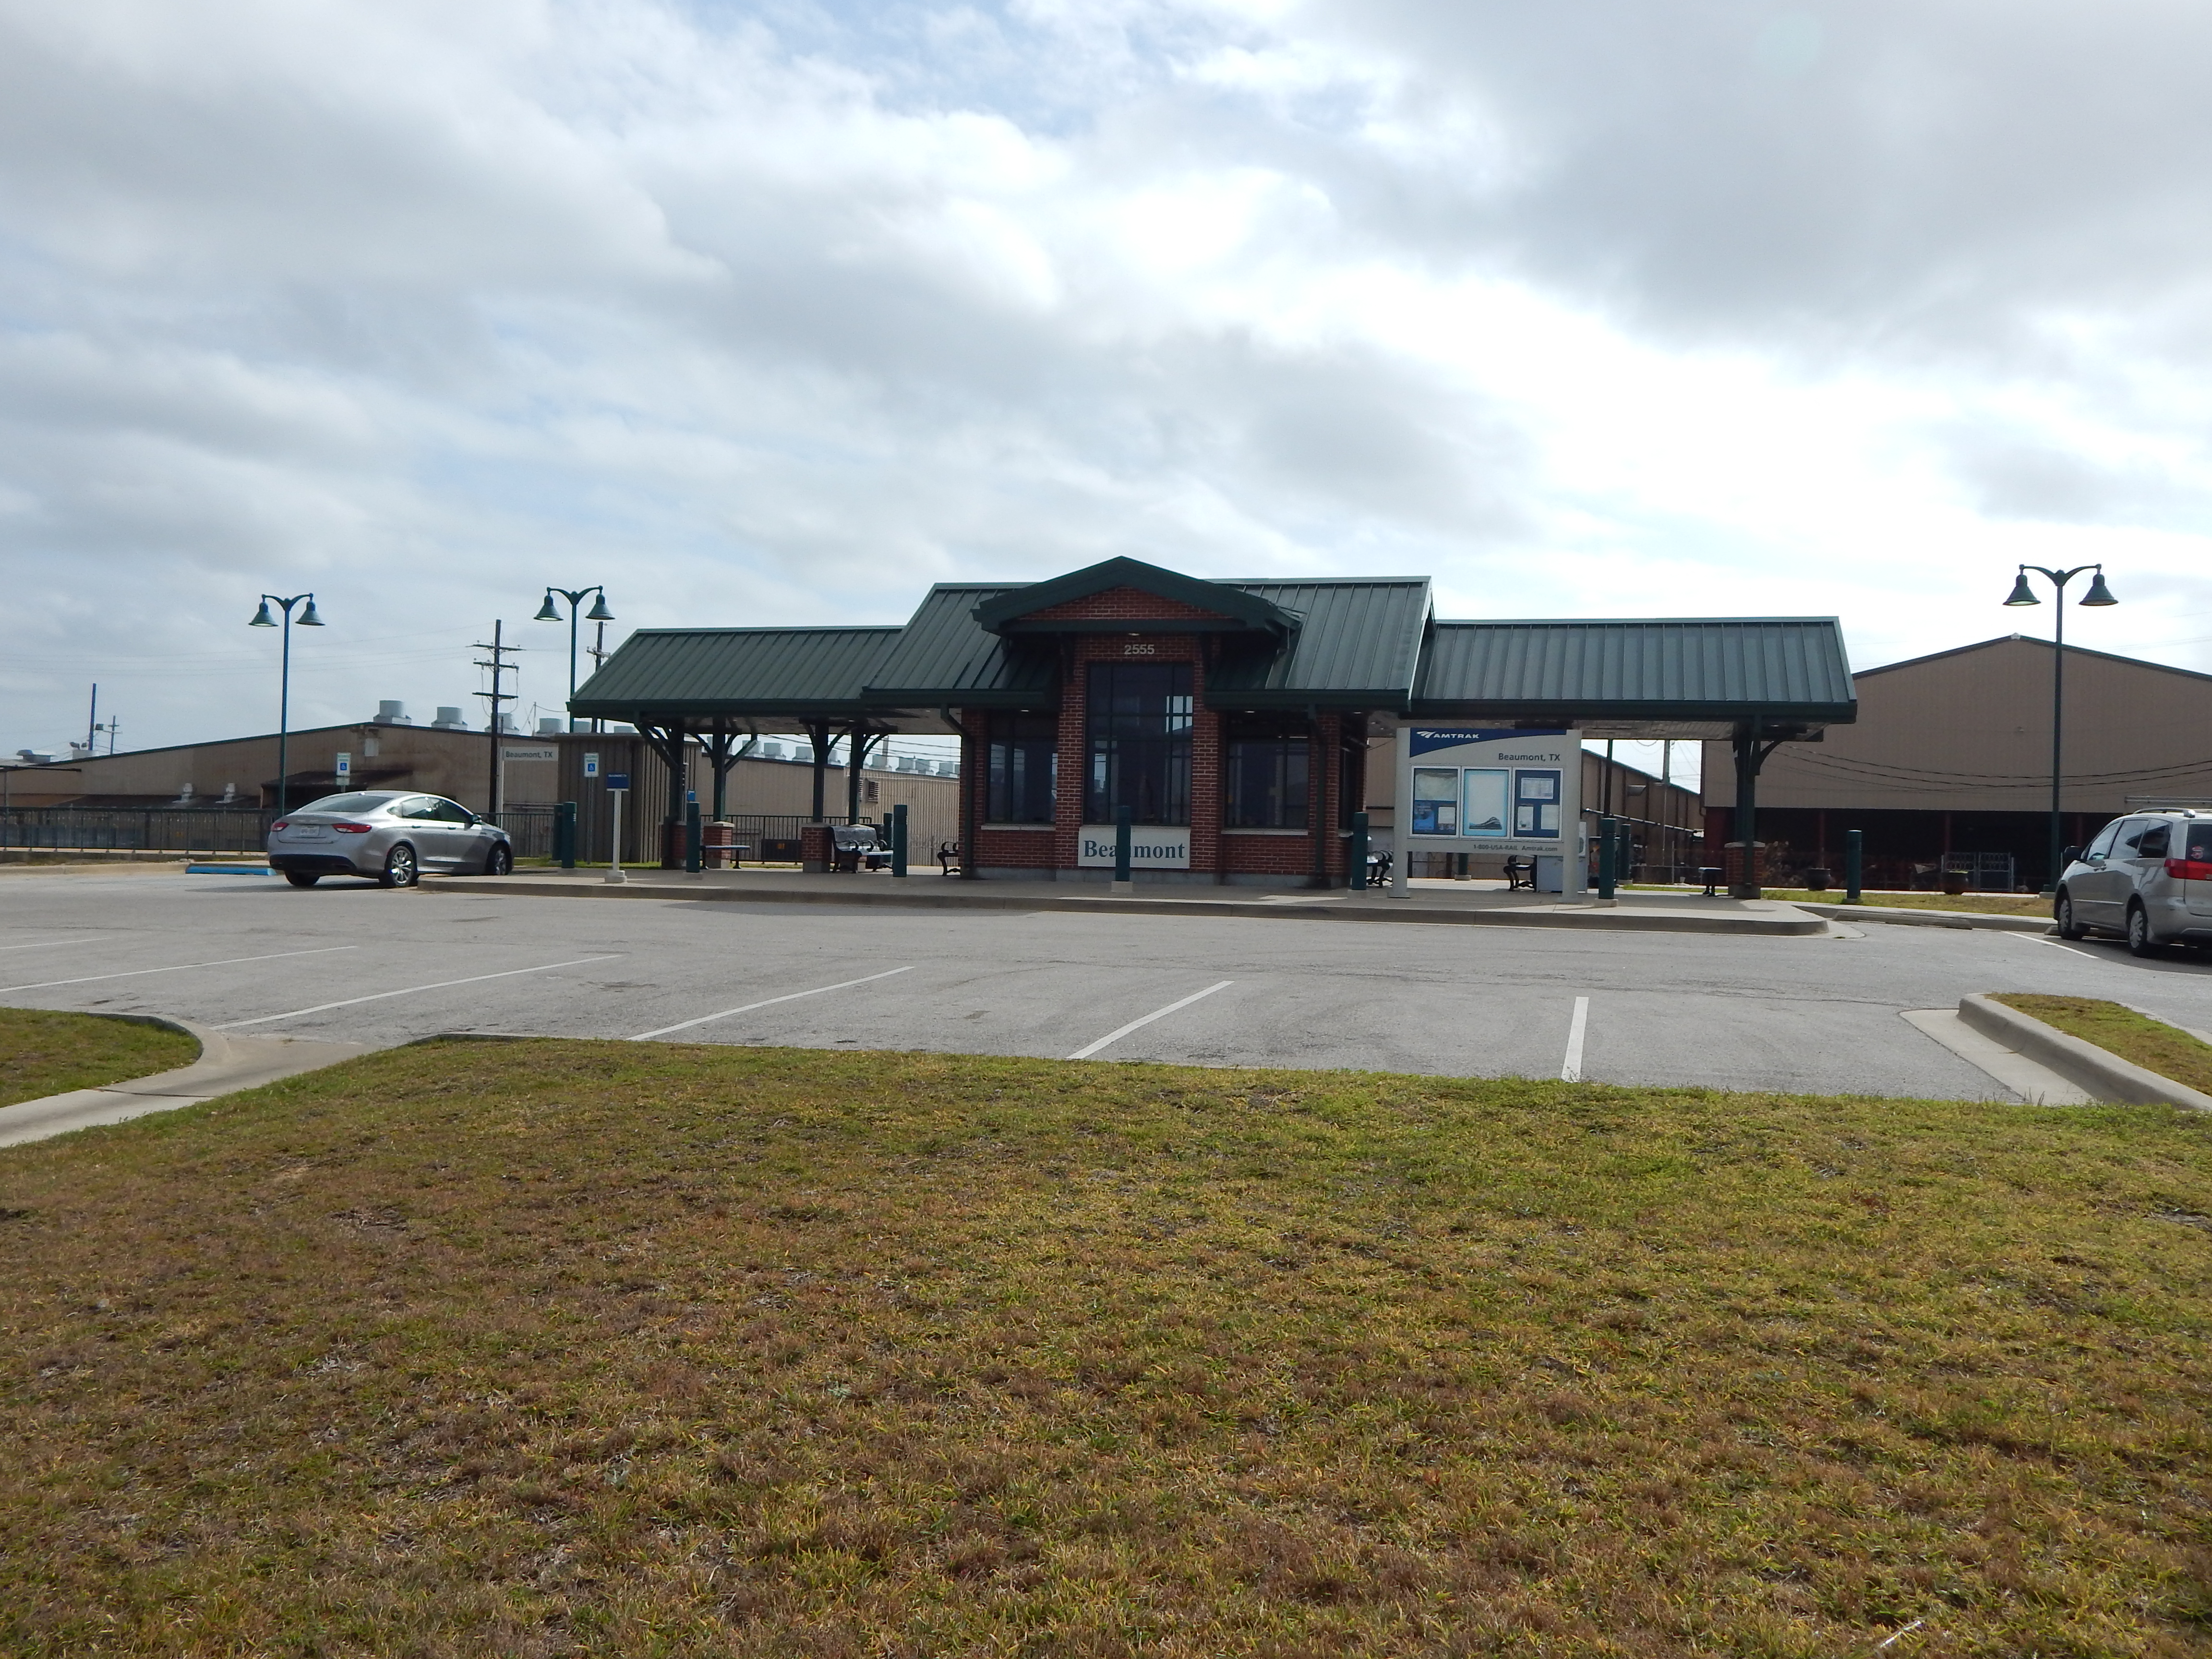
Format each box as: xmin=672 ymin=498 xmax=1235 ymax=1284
xmin=862 ymin=585 xmax=1062 ymax=709
xmin=569 ymin=626 xmax=901 ymax=721
xmin=974 ymin=556 xmax=1295 ymax=636
xmin=1204 ymin=579 xmax=1432 ymax=707
xmin=1412 ymin=618 xmax=1855 ymax=728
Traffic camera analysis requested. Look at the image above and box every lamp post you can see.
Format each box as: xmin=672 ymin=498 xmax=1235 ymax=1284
xmin=534 ymin=586 xmax=614 ymax=732
xmin=249 ymin=592 xmax=325 ymax=816
xmin=2003 ymin=564 xmax=2117 ymax=893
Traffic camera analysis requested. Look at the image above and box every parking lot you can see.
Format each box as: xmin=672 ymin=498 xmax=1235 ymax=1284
xmin=4 ymin=866 xmax=2210 ymax=1099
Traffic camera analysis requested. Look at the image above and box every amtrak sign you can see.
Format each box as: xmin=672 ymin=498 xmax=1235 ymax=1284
xmin=1395 ymin=726 xmax=1585 ymax=892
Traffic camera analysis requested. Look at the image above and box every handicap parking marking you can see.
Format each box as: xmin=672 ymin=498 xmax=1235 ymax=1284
xmin=0 ymin=945 xmax=357 ymax=996
xmin=1067 ymin=981 xmax=1235 ymax=1061
xmin=629 ymin=965 xmax=917 ymax=1041
xmin=222 ymin=955 xmax=626 ymax=1028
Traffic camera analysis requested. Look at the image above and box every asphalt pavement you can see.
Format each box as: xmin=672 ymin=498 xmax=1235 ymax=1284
xmin=2 ymin=865 xmax=2208 ymax=1100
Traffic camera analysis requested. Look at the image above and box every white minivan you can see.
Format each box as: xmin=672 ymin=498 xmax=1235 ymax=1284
xmin=2053 ymin=810 xmax=2212 ymax=956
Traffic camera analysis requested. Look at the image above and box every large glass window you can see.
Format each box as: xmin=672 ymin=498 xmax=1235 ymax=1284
xmin=1223 ymin=715 xmax=1309 ymax=828
xmin=1085 ymin=662 xmax=1192 ymax=824
xmin=987 ymin=714 xmax=1057 ymax=823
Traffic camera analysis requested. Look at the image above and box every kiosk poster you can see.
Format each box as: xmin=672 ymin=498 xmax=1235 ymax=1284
xmin=1395 ymin=726 xmax=1583 ymax=864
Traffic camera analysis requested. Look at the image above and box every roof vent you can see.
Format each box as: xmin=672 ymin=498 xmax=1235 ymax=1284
xmin=538 ymin=716 xmax=565 ymax=735
xmin=432 ymin=706 xmax=468 ymax=730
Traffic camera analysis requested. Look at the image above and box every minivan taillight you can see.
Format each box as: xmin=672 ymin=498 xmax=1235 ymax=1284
xmin=333 ymin=822 xmax=373 ymax=834
xmin=2165 ymin=858 xmax=2212 ymax=881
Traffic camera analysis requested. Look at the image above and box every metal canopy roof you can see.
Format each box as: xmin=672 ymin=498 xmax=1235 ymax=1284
xmin=1412 ymin=618 xmax=1855 ymax=735
xmin=566 ymin=583 xmax=1855 ymax=739
xmin=569 ymin=626 xmax=905 ymax=723
xmin=1205 ymin=579 xmax=1432 ymax=707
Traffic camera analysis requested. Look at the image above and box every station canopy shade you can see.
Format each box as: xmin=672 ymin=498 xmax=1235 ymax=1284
xmin=568 ymin=559 xmax=1854 ymax=740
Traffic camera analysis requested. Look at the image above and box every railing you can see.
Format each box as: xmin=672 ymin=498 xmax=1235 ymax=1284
xmin=0 ymin=807 xmax=273 ymax=854
xmin=491 ymin=805 xmax=560 ymax=860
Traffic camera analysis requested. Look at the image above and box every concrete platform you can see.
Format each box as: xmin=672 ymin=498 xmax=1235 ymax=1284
xmin=436 ymin=867 xmax=1827 ymax=936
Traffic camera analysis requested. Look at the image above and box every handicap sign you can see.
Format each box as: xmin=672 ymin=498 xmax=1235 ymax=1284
xmin=604 ymin=772 xmax=629 ymax=791
xmin=582 ymin=751 xmax=600 ymax=778
xmin=334 ymin=751 xmax=351 ymax=779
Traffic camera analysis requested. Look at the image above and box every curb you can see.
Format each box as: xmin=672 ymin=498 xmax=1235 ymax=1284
xmin=1794 ymin=902 xmax=2052 ymax=934
xmin=1956 ymin=994 xmax=2212 ymax=1112
xmin=429 ymin=876 xmax=1827 ymax=937
xmin=0 ymin=1018 xmax=371 ymax=1149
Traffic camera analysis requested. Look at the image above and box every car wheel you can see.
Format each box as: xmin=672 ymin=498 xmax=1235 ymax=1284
xmin=381 ymin=843 xmax=420 ymax=889
xmin=284 ymin=871 xmax=320 ymax=889
xmin=2054 ymin=891 xmax=2085 ymax=940
xmin=484 ymin=842 xmax=512 ymax=877
xmin=2127 ymin=902 xmax=2161 ymax=958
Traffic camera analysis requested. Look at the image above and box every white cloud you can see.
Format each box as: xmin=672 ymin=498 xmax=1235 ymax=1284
xmin=0 ymin=0 xmax=2206 ymax=758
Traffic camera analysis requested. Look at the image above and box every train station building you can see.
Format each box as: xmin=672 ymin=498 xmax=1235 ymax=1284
xmin=570 ymin=557 xmax=1855 ymax=890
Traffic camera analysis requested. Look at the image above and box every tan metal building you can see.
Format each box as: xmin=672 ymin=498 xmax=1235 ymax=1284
xmin=1701 ymin=635 xmax=2212 ymax=890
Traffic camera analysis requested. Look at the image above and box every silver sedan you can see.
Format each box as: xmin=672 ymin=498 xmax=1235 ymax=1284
xmin=267 ymin=791 xmax=513 ymax=888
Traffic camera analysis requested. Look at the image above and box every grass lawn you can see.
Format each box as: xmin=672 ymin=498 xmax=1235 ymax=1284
xmin=3 ymin=1046 xmax=2211 ymax=1657
xmin=0 ymin=1009 xmax=198 ymax=1108
xmin=1997 ymin=995 xmax=2212 ymax=1097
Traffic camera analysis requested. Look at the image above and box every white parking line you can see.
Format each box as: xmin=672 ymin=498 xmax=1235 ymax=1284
xmin=629 ymin=965 xmax=917 ymax=1041
xmin=0 ymin=945 xmax=356 ymax=996
xmin=222 ymin=956 xmax=624 ymax=1028
xmin=1561 ymin=996 xmax=1590 ymax=1082
xmin=0 ymin=939 xmax=91 ymax=953
xmin=1068 ymin=981 xmax=1234 ymax=1061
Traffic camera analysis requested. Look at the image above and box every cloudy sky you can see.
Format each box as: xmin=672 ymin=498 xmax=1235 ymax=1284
xmin=3 ymin=0 xmax=2208 ymax=778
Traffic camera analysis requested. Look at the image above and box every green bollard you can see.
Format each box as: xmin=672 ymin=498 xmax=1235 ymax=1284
xmin=891 ymin=803 xmax=908 ymax=878
xmin=556 ymin=800 xmax=576 ymax=869
xmin=685 ymin=801 xmax=702 ymax=874
xmin=1845 ymin=829 xmax=1863 ymax=905
xmin=1598 ymin=816 xmax=1618 ymax=899
xmin=1349 ymin=811 xmax=1369 ymax=890
xmin=1114 ymin=804 xmax=1133 ymax=890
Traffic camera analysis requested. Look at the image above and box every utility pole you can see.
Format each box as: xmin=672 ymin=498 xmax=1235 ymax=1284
xmin=473 ymin=621 xmax=521 ymax=819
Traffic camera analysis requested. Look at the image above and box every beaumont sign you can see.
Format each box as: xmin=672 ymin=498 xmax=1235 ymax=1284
xmin=1077 ymin=824 xmax=1191 ymax=870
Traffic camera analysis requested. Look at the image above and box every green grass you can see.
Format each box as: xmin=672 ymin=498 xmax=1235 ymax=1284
xmin=1996 ymin=995 xmax=2212 ymax=1097
xmin=0 ymin=1009 xmax=198 ymax=1107
xmin=4 ymin=1045 xmax=2211 ymax=1657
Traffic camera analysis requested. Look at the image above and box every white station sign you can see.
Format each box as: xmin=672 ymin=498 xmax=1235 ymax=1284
xmin=1395 ymin=727 xmax=1585 ymax=893
xmin=1077 ymin=824 xmax=1191 ymax=870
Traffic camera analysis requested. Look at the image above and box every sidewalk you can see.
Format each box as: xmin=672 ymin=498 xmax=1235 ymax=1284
xmin=438 ymin=866 xmax=1827 ymax=936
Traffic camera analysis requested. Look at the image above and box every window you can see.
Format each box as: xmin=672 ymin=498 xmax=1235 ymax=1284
xmin=987 ymin=714 xmax=1057 ymax=823
xmin=2189 ymin=825 xmax=2212 ymax=863
xmin=1084 ymin=663 xmax=1191 ymax=824
xmin=2137 ymin=822 xmax=2171 ymax=859
xmin=2083 ymin=820 xmax=2122 ymax=861
xmin=1223 ymin=715 xmax=1309 ymax=828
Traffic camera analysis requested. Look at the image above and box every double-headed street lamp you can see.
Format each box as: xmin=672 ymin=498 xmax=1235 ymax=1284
xmin=534 ymin=586 xmax=614 ymax=732
xmin=249 ymin=592 xmax=325 ymax=816
xmin=2004 ymin=564 xmax=2118 ymax=893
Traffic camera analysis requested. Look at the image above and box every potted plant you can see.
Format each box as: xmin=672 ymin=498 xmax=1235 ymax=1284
xmin=1801 ymin=866 xmax=1832 ymax=891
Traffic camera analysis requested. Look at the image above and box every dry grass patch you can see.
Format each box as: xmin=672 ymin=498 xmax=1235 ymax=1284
xmin=0 ymin=1008 xmax=198 ymax=1107
xmin=1996 ymin=995 xmax=2212 ymax=1096
xmin=2 ymin=1044 xmax=2210 ymax=1656
xmin=1765 ymin=890 xmax=2051 ymax=917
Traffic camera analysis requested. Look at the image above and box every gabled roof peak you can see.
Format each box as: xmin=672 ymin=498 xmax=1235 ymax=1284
xmin=972 ymin=556 xmax=1295 ymax=636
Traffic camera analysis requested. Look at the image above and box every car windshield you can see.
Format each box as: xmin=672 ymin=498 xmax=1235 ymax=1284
xmin=293 ymin=793 xmax=399 ymax=816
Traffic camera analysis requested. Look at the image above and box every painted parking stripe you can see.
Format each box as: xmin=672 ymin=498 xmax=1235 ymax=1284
xmin=0 ymin=945 xmax=356 ymax=996
xmin=1068 ymin=981 xmax=1234 ymax=1061
xmin=221 ymin=955 xmax=624 ymax=1028
xmin=629 ymin=965 xmax=917 ymax=1041
xmin=1560 ymin=996 xmax=1590 ymax=1082
xmin=0 ymin=939 xmax=92 ymax=953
